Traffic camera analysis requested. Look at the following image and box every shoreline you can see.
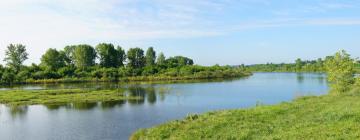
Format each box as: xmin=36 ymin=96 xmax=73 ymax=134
xmin=130 ymin=91 xmax=360 ymax=139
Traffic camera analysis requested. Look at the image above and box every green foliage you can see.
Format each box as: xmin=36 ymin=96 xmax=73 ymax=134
xmin=57 ymin=66 xmax=76 ymax=77
xmin=0 ymin=43 xmax=250 ymax=85
xmin=63 ymin=45 xmax=76 ymax=66
xmin=295 ymin=58 xmax=303 ymax=71
xmin=73 ymin=44 xmax=96 ymax=69
xmin=116 ymin=46 xmax=126 ymax=67
xmin=4 ymin=44 xmax=28 ymax=73
xmin=96 ymin=43 xmax=125 ymax=68
xmin=248 ymin=58 xmax=328 ymax=72
xmin=165 ymin=56 xmax=194 ymax=68
xmin=1 ymin=70 xmax=15 ymax=84
xmin=127 ymin=48 xmax=145 ymax=69
xmin=145 ymin=47 xmax=156 ymax=66
xmin=324 ymin=50 xmax=355 ymax=93
xmin=41 ymin=48 xmax=66 ymax=70
xmin=156 ymin=52 xmax=166 ymax=66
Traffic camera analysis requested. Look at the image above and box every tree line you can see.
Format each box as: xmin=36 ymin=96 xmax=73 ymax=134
xmin=0 ymin=43 xmax=247 ymax=85
xmin=247 ymin=50 xmax=360 ymax=94
xmin=247 ymin=56 xmax=360 ymax=73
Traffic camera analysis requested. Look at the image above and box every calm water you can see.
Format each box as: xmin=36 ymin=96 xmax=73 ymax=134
xmin=0 ymin=73 xmax=328 ymax=140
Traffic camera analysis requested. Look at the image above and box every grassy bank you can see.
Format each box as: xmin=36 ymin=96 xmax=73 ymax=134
xmin=0 ymin=89 xmax=140 ymax=106
xmin=12 ymin=70 xmax=252 ymax=85
xmin=131 ymin=89 xmax=360 ymax=139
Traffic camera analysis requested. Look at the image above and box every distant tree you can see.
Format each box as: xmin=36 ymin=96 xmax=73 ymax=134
xmin=73 ymin=45 xmax=96 ymax=69
xmin=4 ymin=44 xmax=28 ymax=73
xmin=295 ymin=58 xmax=303 ymax=72
xmin=41 ymin=48 xmax=66 ymax=70
xmin=145 ymin=47 xmax=156 ymax=66
xmin=156 ymin=52 xmax=166 ymax=65
xmin=63 ymin=45 xmax=76 ymax=66
xmin=127 ymin=48 xmax=145 ymax=69
xmin=166 ymin=56 xmax=194 ymax=67
xmin=116 ymin=46 xmax=126 ymax=67
xmin=324 ymin=50 xmax=355 ymax=93
xmin=315 ymin=58 xmax=324 ymax=71
xmin=96 ymin=43 xmax=122 ymax=68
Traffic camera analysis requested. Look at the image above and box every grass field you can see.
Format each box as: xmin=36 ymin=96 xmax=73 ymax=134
xmin=131 ymin=89 xmax=360 ymax=140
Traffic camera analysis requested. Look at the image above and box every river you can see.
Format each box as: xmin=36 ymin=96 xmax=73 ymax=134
xmin=0 ymin=72 xmax=328 ymax=140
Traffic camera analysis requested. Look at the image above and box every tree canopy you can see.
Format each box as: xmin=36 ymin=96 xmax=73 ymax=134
xmin=145 ymin=47 xmax=156 ymax=66
xmin=324 ymin=50 xmax=355 ymax=93
xmin=127 ymin=48 xmax=145 ymax=69
xmin=96 ymin=43 xmax=125 ymax=68
xmin=41 ymin=48 xmax=66 ymax=70
xmin=4 ymin=44 xmax=28 ymax=73
xmin=73 ymin=44 xmax=97 ymax=69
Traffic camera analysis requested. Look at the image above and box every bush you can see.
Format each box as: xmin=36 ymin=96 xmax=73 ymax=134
xmin=142 ymin=66 xmax=159 ymax=76
xmin=1 ymin=70 xmax=16 ymax=84
xmin=58 ymin=67 xmax=76 ymax=77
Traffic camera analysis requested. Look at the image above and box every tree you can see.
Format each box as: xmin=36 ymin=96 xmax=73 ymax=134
xmin=41 ymin=48 xmax=66 ymax=70
xmin=73 ymin=45 xmax=96 ymax=69
xmin=127 ymin=48 xmax=145 ymax=69
xmin=1 ymin=70 xmax=15 ymax=84
xmin=4 ymin=44 xmax=28 ymax=73
xmin=145 ymin=47 xmax=156 ymax=66
xmin=166 ymin=56 xmax=194 ymax=68
xmin=63 ymin=45 xmax=76 ymax=66
xmin=315 ymin=58 xmax=324 ymax=71
xmin=157 ymin=52 xmax=166 ymax=65
xmin=96 ymin=43 xmax=119 ymax=68
xmin=116 ymin=46 xmax=126 ymax=67
xmin=295 ymin=58 xmax=303 ymax=72
xmin=324 ymin=50 xmax=355 ymax=93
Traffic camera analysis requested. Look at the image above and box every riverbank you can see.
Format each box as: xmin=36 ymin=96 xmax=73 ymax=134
xmin=4 ymin=70 xmax=252 ymax=85
xmin=0 ymin=89 xmax=141 ymax=106
xmin=0 ymin=72 xmax=252 ymax=106
xmin=131 ymin=89 xmax=360 ymax=139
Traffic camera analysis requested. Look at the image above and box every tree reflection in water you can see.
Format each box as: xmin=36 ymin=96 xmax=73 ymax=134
xmin=8 ymin=105 xmax=28 ymax=119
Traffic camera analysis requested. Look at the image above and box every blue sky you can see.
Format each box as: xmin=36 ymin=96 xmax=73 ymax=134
xmin=0 ymin=0 xmax=359 ymax=65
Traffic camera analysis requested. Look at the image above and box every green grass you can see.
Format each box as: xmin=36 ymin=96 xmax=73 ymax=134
xmin=131 ymin=90 xmax=360 ymax=140
xmin=0 ymin=89 xmax=140 ymax=106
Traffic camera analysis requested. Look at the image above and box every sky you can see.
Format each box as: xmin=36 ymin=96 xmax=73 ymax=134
xmin=0 ymin=0 xmax=360 ymax=66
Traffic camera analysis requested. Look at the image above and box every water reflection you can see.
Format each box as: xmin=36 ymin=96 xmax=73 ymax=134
xmin=146 ymin=87 xmax=157 ymax=104
xmin=101 ymin=100 xmax=126 ymax=109
xmin=8 ymin=105 xmax=28 ymax=118
xmin=296 ymin=73 xmax=304 ymax=83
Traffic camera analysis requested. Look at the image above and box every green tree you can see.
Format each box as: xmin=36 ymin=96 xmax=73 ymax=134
xmin=324 ymin=50 xmax=355 ymax=93
xmin=295 ymin=58 xmax=303 ymax=72
xmin=41 ymin=48 xmax=66 ymax=70
xmin=96 ymin=43 xmax=121 ymax=68
xmin=157 ymin=52 xmax=166 ymax=65
xmin=315 ymin=58 xmax=324 ymax=71
xmin=166 ymin=56 xmax=194 ymax=68
xmin=64 ymin=45 xmax=76 ymax=66
xmin=127 ymin=48 xmax=145 ymax=69
xmin=116 ymin=46 xmax=126 ymax=67
xmin=73 ymin=45 xmax=96 ymax=69
xmin=1 ymin=70 xmax=15 ymax=84
xmin=4 ymin=44 xmax=28 ymax=73
xmin=145 ymin=47 xmax=156 ymax=66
